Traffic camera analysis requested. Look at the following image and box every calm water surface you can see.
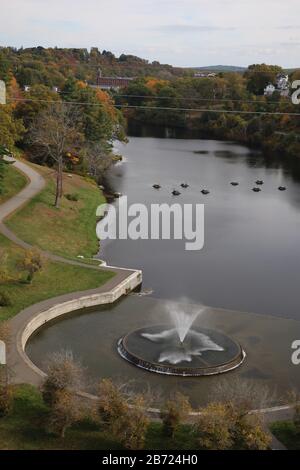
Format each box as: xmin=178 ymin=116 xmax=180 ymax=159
xmin=27 ymin=134 xmax=300 ymax=401
xmin=100 ymin=136 xmax=300 ymax=319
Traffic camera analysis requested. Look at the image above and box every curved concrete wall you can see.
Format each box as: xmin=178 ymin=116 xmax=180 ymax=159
xmin=9 ymin=270 xmax=142 ymax=385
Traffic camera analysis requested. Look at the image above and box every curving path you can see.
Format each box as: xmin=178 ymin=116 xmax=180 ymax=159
xmin=0 ymin=157 xmax=142 ymax=383
xmin=0 ymin=159 xmax=293 ymax=450
xmin=0 ymin=157 xmax=139 ymax=276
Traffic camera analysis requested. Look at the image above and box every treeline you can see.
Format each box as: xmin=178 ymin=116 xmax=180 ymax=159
xmin=0 ymin=46 xmax=191 ymax=88
xmin=0 ymin=74 xmax=127 ymax=194
xmin=117 ymin=65 xmax=300 ymax=158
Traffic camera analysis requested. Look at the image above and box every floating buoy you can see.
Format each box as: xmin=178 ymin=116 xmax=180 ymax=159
xmin=153 ymin=184 xmax=161 ymax=189
xmin=180 ymin=183 xmax=189 ymax=188
xmin=231 ymin=182 xmax=239 ymax=186
xmin=201 ymin=189 xmax=210 ymax=195
xmin=252 ymin=187 xmax=261 ymax=192
xmin=172 ymin=190 xmax=181 ymax=196
xmin=278 ymin=186 xmax=286 ymax=191
xmin=256 ymin=180 xmax=264 ymax=185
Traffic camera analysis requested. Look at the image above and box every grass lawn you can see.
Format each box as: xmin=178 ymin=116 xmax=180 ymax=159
xmin=6 ymin=162 xmax=105 ymax=260
xmin=0 ymin=234 xmax=114 ymax=322
xmin=270 ymin=421 xmax=300 ymax=450
xmin=0 ymin=164 xmax=28 ymax=204
xmin=0 ymin=385 xmax=199 ymax=450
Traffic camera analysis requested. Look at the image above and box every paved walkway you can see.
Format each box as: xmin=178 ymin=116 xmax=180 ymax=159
xmin=0 ymin=157 xmax=138 ymax=275
xmin=0 ymin=157 xmax=141 ymax=382
xmin=0 ymin=158 xmax=293 ymax=450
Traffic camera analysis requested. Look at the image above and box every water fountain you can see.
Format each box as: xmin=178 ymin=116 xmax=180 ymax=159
xmin=117 ymin=304 xmax=245 ymax=376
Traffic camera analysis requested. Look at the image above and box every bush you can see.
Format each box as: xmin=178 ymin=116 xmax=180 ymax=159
xmin=160 ymin=392 xmax=191 ymax=438
xmin=42 ymin=350 xmax=85 ymax=407
xmin=0 ymin=291 xmax=12 ymax=307
xmin=0 ymin=384 xmax=13 ymax=417
xmin=65 ymin=193 xmax=79 ymax=202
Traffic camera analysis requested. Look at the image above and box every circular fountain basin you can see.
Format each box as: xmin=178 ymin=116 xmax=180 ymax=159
xmin=117 ymin=325 xmax=245 ymax=376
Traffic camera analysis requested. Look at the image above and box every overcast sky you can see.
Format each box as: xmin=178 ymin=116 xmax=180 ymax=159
xmin=1 ymin=0 xmax=300 ymax=67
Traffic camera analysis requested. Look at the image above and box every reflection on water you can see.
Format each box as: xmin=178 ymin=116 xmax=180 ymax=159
xmin=100 ymin=130 xmax=300 ymax=319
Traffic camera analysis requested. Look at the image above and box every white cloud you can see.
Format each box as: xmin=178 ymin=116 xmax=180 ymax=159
xmin=0 ymin=0 xmax=299 ymax=67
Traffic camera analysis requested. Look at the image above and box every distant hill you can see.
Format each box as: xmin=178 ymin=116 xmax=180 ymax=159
xmin=192 ymin=65 xmax=247 ymax=72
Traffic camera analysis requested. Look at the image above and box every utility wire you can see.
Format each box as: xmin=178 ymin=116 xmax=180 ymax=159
xmin=7 ymin=97 xmax=300 ymax=116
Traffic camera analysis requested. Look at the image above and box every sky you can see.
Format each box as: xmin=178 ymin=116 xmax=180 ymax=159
xmin=1 ymin=0 xmax=300 ymax=67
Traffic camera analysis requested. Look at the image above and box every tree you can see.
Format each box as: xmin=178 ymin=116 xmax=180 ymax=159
xmin=287 ymin=390 xmax=300 ymax=436
xmin=195 ymin=402 xmax=234 ymax=450
xmin=245 ymin=64 xmax=283 ymax=95
xmin=42 ymin=350 xmax=85 ymax=407
xmin=160 ymin=392 xmax=191 ymax=438
xmin=0 ymin=106 xmax=24 ymax=150
xmin=18 ymin=249 xmax=43 ymax=283
xmin=83 ymin=142 xmax=113 ymax=182
xmin=232 ymin=413 xmax=271 ymax=450
xmin=119 ymin=395 xmax=149 ymax=450
xmin=29 ymin=103 xmax=83 ymax=207
xmin=98 ymin=379 xmax=149 ymax=449
xmin=0 ymin=383 xmax=12 ymax=417
xmin=98 ymin=378 xmax=128 ymax=435
xmin=47 ymin=389 xmax=82 ymax=438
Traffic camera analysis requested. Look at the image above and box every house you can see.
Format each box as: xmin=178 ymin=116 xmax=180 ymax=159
xmin=91 ymin=67 xmax=134 ymax=90
xmin=194 ymin=72 xmax=217 ymax=78
xmin=264 ymin=73 xmax=290 ymax=97
xmin=264 ymin=83 xmax=276 ymax=96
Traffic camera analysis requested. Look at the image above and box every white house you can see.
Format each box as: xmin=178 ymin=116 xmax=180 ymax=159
xmin=264 ymin=73 xmax=290 ymax=97
xmin=264 ymin=84 xmax=276 ymax=96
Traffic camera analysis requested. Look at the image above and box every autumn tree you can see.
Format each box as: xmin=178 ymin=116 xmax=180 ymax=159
xmin=160 ymin=392 xmax=191 ymax=438
xmin=98 ymin=379 xmax=149 ymax=449
xmin=245 ymin=64 xmax=283 ymax=95
xmin=98 ymin=378 xmax=128 ymax=435
xmin=42 ymin=350 xmax=85 ymax=407
xmin=18 ymin=249 xmax=43 ymax=283
xmin=47 ymin=389 xmax=83 ymax=438
xmin=195 ymin=402 xmax=234 ymax=450
xmin=0 ymin=106 xmax=24 ymax=150
xmin=29 ymin=103 xmax=83 ymax=207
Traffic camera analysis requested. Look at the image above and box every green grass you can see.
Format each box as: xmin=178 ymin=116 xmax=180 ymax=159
xmin=0 ymin=234 xmax=114 ymax=322
xmin=270 ymin=421 xmax=300 ymax=450
xmin=0 ymin=385 xmax=199 ymax=450
xmin=6 ymin=163 xmax=105 ymax=260
xmin=0 ymin=164 xmax=28 ymax=204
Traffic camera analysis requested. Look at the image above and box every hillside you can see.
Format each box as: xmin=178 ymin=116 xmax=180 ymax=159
xmin=0 ymin=46 xmax=192 ymax=88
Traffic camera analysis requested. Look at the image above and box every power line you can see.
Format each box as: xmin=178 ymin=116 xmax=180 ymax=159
xmin=7 ymin=97 xmax=300 ymax=116
xmin=113 ymin=94 xmax=287 ymax=105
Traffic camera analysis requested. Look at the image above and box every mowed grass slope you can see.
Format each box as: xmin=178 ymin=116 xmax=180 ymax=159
xmin=0 ymin=234 xmax=114 ymax=322
xmin=6 ymin=162 xmax=105 ymax=259
xmin=0 ymin=385 xmax=199 ymax=450
xmin=0 ymin=164 xmax=28 ymax=204
xmin=270 ymin=421 xmax=300 ymax=450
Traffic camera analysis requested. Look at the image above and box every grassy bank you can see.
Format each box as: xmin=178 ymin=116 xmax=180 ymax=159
xmin=6 ymin=162 xmax=105 ymax=260
xmin=0 ymin=234 xmax=114 ymax=322
xmin=270 ymin=421 xmax=300 ymax=450
xmin=0 ymin=164 xmax=27 ymax=204
xmin=0 ymin=385 xmax=198 ymax=450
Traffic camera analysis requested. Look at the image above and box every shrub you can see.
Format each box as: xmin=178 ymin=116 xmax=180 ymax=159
xmin=160 ymin=392 xmax=191 ymax=438
xmin=0 ymin=384 xmax=13 ymax=417
xmin=42 ymin=350 xmax=85 ymax=407
xmin=65 ymin=193 xmax=79 ymax=202
xmin=0 ymin=291 xmax=12 ymax=307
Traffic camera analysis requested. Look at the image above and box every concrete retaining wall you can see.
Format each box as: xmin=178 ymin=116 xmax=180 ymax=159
xmin=10 ymin=269 xmax=142 ymax=384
